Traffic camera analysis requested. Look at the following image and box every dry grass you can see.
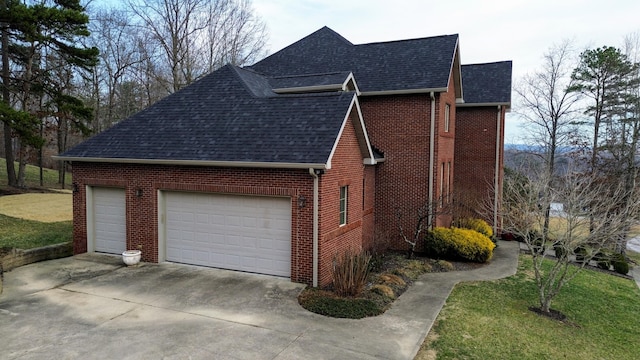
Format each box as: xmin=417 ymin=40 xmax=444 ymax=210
xmin=0 ymin=193 xmax=72 ymax=222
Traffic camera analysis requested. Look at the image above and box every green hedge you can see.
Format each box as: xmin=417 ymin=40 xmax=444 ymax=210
xmin=425 ymin=227 xmax=495 ymax=263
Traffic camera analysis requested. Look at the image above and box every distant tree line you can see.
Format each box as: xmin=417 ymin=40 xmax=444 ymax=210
xmin=1 ymin=0 xmax=268 ymax=188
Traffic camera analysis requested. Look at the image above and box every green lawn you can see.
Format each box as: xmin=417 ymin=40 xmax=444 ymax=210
xmin=0 ymin=213 xmax=72 ymax=250
xmin=0 ymin=157 xmax=71 ymax=189
xmin=419 ymin=255 xmax=640 ymax=359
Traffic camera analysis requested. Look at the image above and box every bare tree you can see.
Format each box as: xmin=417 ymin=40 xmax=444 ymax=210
xmin=501 ymin=167 xmax=639 ymax=315
xmin=127 ymin=0 xmax=268 ymax=93
xmin=515 ymin=41 xmax=582 ymax=238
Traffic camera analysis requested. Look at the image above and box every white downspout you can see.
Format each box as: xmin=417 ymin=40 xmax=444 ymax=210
xmin=493 ymin=106 xmax=502 ymax=236
xmin=309 ymin=168 xmax=319 ymax=287
xmin=428 ymin=92 xmax=436 ymax=228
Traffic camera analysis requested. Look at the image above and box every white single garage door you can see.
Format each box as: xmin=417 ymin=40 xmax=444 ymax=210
xmin=165 ymin=192 xmax=291 ymax=277
xmin=93 ymin=187 xmax=126 ymax=254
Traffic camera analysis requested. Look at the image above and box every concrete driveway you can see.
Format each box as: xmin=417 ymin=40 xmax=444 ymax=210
xmin=0 ymin=254 xmax=407 ymax=359
xmin=0 ymin=242 xmax=520 ymax=359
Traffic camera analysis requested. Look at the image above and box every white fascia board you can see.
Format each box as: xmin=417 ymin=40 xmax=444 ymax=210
xmin=457 ymin=102 xmax=511 ymax=108
xmin=326 ymin=94 xmax=377 ymax=168
xmin=449 ymin=38 xmax=463 ymax=100
xmin=343 ymin=72 xmax=361 ymax=95
xmin=52 ymin=156 xmax=328 ymax=170
xmin=273 ymin=84 xmax=342 ymax=93
xmin=359 ymin=87 xmax=448 ymax=96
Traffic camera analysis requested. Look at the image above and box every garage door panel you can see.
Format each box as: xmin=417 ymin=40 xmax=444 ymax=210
xmin=165 ymin=192 xmax=291 ymax=277
xmin=93 ymin=187 xmax=126 ymax=254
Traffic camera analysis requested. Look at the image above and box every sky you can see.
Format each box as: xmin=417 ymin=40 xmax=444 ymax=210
xmin=251 ymin=0 xmax=640 ymax=143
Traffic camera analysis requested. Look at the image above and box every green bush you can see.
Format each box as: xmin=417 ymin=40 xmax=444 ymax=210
xmin=554 ymin=243 xmax=568 ymax=259
xmin=453 ymin=218 xmax=493 ymax=238
xmin=574 ymin=246 xmax=588 ymax=264
xmin=425 ymin=227 xmax=496 ymax=263
xmin=594 ymin=251 xmax=611 ymax=270
xmin=611 ymin=253 xmax=630 ymax=275
xmin=332 ymin=250 xmax=371 ymax=297
xmin=298 ymin=289 xmax=382 ymax=318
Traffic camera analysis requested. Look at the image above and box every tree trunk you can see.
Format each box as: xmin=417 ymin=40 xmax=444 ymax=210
xmin=1 ymin=5 xmax=17 ymax=186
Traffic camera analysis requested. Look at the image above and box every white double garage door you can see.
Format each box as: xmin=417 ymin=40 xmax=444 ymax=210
xmin=91 ymin=187 xmax=292 ymax=277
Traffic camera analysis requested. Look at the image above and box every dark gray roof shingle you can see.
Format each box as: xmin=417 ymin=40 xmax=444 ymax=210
xmin=251 ymin=26 xmax=459 ymax=93
xmin=461 ymin=61 xmax=512 ymax=105
xmin=61 ymin=65 xmax=355 ymax=165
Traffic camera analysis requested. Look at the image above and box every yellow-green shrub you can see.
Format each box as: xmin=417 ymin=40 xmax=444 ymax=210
xmin=425 ymin=227 xmax=495 ymax=263
xmin=453 ymin=218 xmax=493 ymax=238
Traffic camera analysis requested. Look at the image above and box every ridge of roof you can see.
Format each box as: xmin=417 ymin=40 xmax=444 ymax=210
xmin=355 ymin=33 xmax=458 ymax=47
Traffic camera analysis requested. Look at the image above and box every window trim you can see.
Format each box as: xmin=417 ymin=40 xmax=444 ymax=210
xmin=444 ymin=104 xmax=451 ymax=133
xmin=339 ymin=185 xmax=348 ymax=226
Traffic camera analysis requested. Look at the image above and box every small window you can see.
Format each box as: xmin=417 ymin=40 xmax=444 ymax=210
xmin=340 ymin=186 xmax=348 ymax=226
xmin=444 ymin=104 xmax=450 ymax=133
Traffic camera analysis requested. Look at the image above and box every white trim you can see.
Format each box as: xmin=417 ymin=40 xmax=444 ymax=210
xmin=360 ymin=87 xmax=448 ymax=96
xmin=493 ymin=106 xmax=502 ymax=237
xmin=326 ymin=95 xmax=377 ymax=168
xmin=339 ymin=185 xmax=348 ymax=226
xmin=85 ymin=185 xmax=95 ymax=253
xmin=428 ymin=92 xmax=436 ymax=228
xmin=157 ymin=190 xmax=166 ymax=262
xmin=309 ymin=168 xmax=319 ymax=288
xmin=273 ymin=84 xmax=342 ymax=93
xmin=457 ymin=102 xmax=511 ymax=108
xmin=54 ymin=156 xmax=328 ymax=169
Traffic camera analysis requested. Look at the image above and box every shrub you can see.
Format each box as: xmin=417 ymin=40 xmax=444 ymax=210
xmin=453 ymin=218 xmax=493 ymax=238
xmin=332 ymin=249 xmax=371 ymax=297
xmin=594 ymin=251 xmax=611 ymax=270
xmin=554 ymin=243 xmax=568 ymax=259
xmin=370 ymin=284 xmax=395 ymax=299
xmin=298 ymin=289 xmax=382 ymax=318
xmin=574 ymin=246 xmax=588 ymax=264
xmin=425 ymin=227 xmax=496 ymax=263
xmin=611 ymin=253 xmax=630 ymax=275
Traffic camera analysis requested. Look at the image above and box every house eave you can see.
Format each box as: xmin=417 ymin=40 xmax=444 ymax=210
xmin=360 ymin=87 xmax=448 ymax=96
xmin=457 ymin=102 xmax=511 ymax=109
xmin=52 ymin=156 xmax=329 ymax=170
xmin=273 ymin=84 xmax=342 ymax=93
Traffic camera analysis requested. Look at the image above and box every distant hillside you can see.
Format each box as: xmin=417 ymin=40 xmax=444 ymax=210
xmin=504 ymin=144 xmax=580 ymax=176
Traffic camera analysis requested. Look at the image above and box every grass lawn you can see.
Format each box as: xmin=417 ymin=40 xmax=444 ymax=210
xmin=417 ymin=254 xmax=640 ymax=360
xmin=0 ymin=214 xmax=72 ymax=250
xmin=0 ymin=157 xmax=71 ymax=190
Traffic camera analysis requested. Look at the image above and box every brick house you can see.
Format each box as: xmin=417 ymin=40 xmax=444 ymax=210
xmin=58 ymin=27 xmax=511 ymax=286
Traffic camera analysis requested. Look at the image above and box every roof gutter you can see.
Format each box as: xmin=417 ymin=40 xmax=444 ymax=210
xmin=360 ymin=87 xmax=447 ymax=97
xmin=428 ymin=91 xmax=436 ymax=228
xmin=456 ymin=101 xmax=510 ymax=108
xmin=308 ymin=168 xmax=321 ymax=288
xmin=273 ymin=84 xmax=342 ymax=93
xmin=493 ymin=105 xmax=502 ymax=236
xmin=52 ymin=156 xmax=328 ymax=170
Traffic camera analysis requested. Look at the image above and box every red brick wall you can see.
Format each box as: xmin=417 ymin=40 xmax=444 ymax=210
xmin=453 ymin=106 xmax=505 ymax=228
xmin=361 ymin=73 xmax=459 ymax=250
xmin=434 ymin=76 xmax=457 ymax=227
xmin=71 ymin=108 xmax=375 ymax=287
xmin=361 ymin=94 xmax=431 ymax=250
xmin=317 ymin=108 xmax=373 ymax=286
xmin=71 ymin=164 xmax=316 ymax=284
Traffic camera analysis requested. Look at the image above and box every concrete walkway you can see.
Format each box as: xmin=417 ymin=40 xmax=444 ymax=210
xmin=0 ymin=241 xmax=519 ymax=360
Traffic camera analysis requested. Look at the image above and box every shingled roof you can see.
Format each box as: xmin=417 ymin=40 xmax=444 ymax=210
xmin=251 ymin=26 xmax=462 ymax=96
xmin=59 ymin=65 xmax=371 ymax=168
xmin=459 ymin=61 xmax=512 ymax=107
